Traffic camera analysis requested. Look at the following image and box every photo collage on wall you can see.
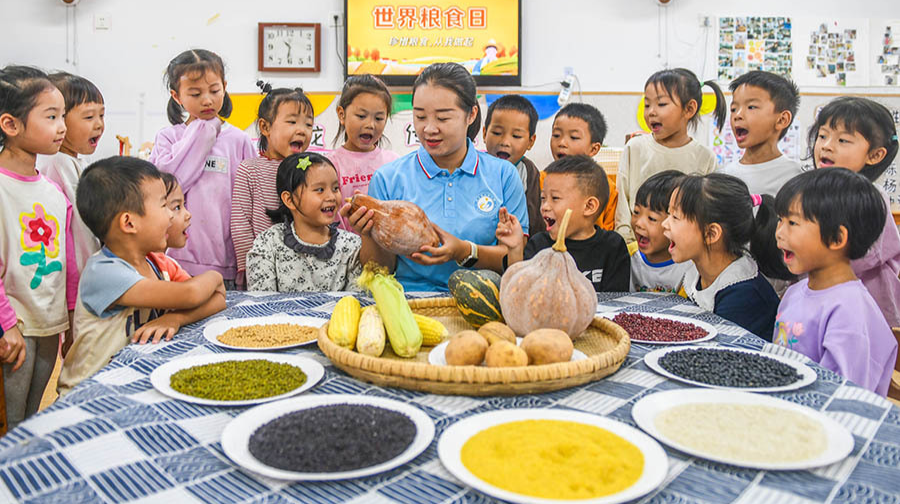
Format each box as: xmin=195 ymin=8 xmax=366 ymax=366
xmin=806 ymin=24 xmax=857 ymax=86
xmin=876 ymin=22 xmax=900 ymax=86
xmin=718 ymin=17 xmax=792 ymax=82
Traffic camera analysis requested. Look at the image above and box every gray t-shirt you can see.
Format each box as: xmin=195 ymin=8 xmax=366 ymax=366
xmin=718 ymin=154 xmax=804 ymax=197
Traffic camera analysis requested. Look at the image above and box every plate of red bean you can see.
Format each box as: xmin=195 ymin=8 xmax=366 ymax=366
xmin=600 ymin=312 xmax=717 ymax=345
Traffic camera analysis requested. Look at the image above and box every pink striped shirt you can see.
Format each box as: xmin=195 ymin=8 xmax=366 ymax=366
xmin=231 ymin=156 xmax=282 ymax=276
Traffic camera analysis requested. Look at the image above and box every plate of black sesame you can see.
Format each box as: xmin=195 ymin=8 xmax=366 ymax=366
xmin=643 ymin=346 xmax=816 ymax=392
xmin=221 ymin=394 xmax=435 ymax=480
xmin=599 ymin=312 xmax=717 ymax=345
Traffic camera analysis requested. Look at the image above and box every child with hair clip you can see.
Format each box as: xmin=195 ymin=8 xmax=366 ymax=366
xmin=630 ymin=170 xmax=690 ymax=293
xmin=36 ymin=72 xmax=104 ymax=272
xmin=616 ymin=68 xmax=726 ymax=243
xmin=774 ymin=168 xmax=896 ymax=395
xmin=662 ymin=173 xmax=791 ymax=339
xmin=231 ymin=82 xmax=313 ymax=288
xmin=330 ymin=75 xmax=399 ymax=231
xmin=149 ymin=49 xmax=255 ymax=288
xmin=246 ymin=153 xmax=366 ymax=292
xmin=809 ymin=97 xmax=900 ymax=327
xmin=0 ymin=66 xmax=78 ymax=427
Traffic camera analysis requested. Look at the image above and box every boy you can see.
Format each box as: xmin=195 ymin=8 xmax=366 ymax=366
xmin=58 ymin=157 xmax=225 ymax=396
xmin=546 ymin=103 xmax=617 ymax=231
xmin=497 ymin=155 xmax=629 ymax=292
xmin=774 ymin=168 xmax=896 ymax=395
xmin=719 ymin=70 xmax=803 ymax=196
xmin=630 ymin=170 xmax=690 ymax=293
xmin=483 ymin=95 xmax=544 ymax=235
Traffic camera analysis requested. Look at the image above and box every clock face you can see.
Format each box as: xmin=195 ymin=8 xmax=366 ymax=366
xmin=263 ymin=26 xmax=316 ymax=68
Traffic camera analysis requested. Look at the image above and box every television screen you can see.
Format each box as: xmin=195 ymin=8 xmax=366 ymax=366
xmin=344 ymin=0 xmax=521 ymax=86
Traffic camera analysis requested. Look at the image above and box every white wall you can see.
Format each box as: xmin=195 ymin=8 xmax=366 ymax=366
xmin=2 ymin=0 xmax=899 ymax=163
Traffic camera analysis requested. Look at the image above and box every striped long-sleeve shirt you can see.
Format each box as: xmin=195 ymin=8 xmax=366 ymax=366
xmin=231 ymin=156 xmax=282 ymax=277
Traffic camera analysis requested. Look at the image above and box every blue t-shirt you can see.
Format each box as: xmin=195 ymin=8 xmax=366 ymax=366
xmin=369 ymin=139 xmax=528 ymax=291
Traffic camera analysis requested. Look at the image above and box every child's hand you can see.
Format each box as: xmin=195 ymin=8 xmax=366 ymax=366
xmin=0 ymin=326 xmax=27 ymax=371
xmin=340 ymin=191 xmax=376 ymax=236
xmin=131 ymin=314 xmax=182 ymax=345
xmin=495 ymin=208 xmax=525 ymax=251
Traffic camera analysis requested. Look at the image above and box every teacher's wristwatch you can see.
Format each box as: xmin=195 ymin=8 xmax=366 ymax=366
xmin=456 ymin=241 xmax=479 ymax=268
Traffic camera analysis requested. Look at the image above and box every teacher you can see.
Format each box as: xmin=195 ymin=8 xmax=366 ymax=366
xmin=341 ymin=62 xmax=529 ymax=291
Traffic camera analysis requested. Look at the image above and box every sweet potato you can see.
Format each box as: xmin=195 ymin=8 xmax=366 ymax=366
xmin=350 ymin=194 xmax=441 ymax=255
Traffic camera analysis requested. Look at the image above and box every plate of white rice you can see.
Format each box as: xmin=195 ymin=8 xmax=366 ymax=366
xmin=631 ymin=389 xmax=853 ymax=470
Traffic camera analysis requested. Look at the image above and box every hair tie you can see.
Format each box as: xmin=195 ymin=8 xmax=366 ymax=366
xmin=892 ymin=134 xmax=898 ymax=141
xmin=750 ymin=194 xmax=762 ymax=207
xmin=256 ymin=80 xmax=272 ymax=94
xmin=296 ymin=156 xmax=312 ymax=170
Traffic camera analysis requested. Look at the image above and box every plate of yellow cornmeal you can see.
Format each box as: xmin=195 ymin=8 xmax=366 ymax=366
xmin=438 ymin=409 xmax=668 ymax=504
xmin=203 ymin=315 xmax=326 ymax=351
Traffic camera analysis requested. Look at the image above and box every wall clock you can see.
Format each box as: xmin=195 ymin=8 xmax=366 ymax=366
xmin=258 ymin=23 xmax=321 ymax=72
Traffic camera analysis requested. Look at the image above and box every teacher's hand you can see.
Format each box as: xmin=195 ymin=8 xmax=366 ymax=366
xmin=409 ymin=223 xmax=467 ymax=266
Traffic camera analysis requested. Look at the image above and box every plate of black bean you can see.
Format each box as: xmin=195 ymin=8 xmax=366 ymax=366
xmin=643 ymin=346 xmax=816 ymax=392
xmin=221 ymin=394 xmax=435 ymax=480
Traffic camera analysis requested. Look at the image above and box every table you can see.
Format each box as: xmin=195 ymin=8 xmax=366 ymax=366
xmin=0 ymin=291 xmax=898 ymax=504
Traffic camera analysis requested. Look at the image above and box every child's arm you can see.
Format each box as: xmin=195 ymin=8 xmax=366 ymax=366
xmin=495 ymin=207 xmax=525 ymax=266
xmin=149 ymin=119 xmax=220 ymax=193
xmin=246 ymin=233 xmax=278 ymax=291
xmin=0 ymin=266 xmax=26 ymax=370
xmin=63 ymin=197 xmax=79 ymax=351
xmin=132 ymin=279 xmax=226 ymax=344
xmin=614 ymin=146 xmax=634 ymax=242
xmin=116 ymin=270 xmax=223 ymax=311
xmin=230 ymin=164 xmax=256 ymax=283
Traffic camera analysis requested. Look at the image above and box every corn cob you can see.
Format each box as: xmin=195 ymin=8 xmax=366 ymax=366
xmin=414 ymin=314 xmax=448 ymax=346
xmin=357 ymin=262 xmax=422 ymax=357
xmin=328 ymin=295 xmax=361 ymax=349
xmin=356 ymin=306 xmax=386 ymax=356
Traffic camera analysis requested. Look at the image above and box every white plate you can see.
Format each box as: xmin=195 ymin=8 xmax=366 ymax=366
xmin=150 ymin=352 xmax=323 ymax=406
xmin=438 ymin=409 xmax=668 ymax=504
xmin=221 ymin=394 xmax=435 ymax=481
xmin=632 ymin=389 xmax=853 ymax=471
xmin=203 ymin=315 xmax=326 ymax=351
xmin=428 ymin=337 xmax=588 ymax=366
xmin=644 ymin=345 xmax=816 ymax=392
xmin=599 ymin=312 xmax=718 ymax=345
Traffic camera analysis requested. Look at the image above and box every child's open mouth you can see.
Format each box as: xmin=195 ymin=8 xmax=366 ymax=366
xmin=650 ymin=122 xmax=663 ymax=133
xmin=359 ymin=133 xmax=374 ymax=143
xmin=290 ymin=141 xmax=304 ymax=153
xmin=88 ymin=136 xmax=99 ymax=147
xmin=734 ymin=127 xmax=749 ymax=142
xmin=543 ymin=216 xmax=557 ymax=228
xmin=818 ymin=157 xmax=835 ymax=167
xmin=637 ymin=235 xmax=650 ymax=249
xmin=555 ymin=152 xmax=567 ymax=159
xmin=322 ymin=205 xmax=336 ymax=216
xmin=495 ymin=151 xmax=511 ymax=160
xmin=782 ymin=249 xmax=795 ymax=263
xmin=668 ymin=239 xmax=676 ymax=252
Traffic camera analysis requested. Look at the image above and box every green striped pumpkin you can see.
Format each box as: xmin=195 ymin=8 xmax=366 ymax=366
xmin=448 ymin=269 xmax=504 ymax=328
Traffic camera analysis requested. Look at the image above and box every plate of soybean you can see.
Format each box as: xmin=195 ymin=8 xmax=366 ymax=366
xmin=203 ymin=315 xmax=326 ymax=351
xmin=221 ymin=394 xmax=435 ymax=481
xmin=644 ymin=346 xmax=816 ymax=392
xmin=598 ymin=312 xmax=717 ymax=345
xmin=150 ymin=352 xmax=324 ymax=406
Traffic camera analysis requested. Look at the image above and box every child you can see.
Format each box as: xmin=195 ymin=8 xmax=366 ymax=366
xmin=630 ymin=170 xmax=690 ymax=293
xmin=483 ymin=95 xmax=544 ymax=236
xmin=719 ymin=70 xmax=803 ymax=196
xmin=36 ymin=72 xmax=104 ymax=272
xmin=548 ymin=103 xmax=615 ymax=231
xmin=149 ymin=49 xmax=255 ymax=288
xmin=231 ymin=83 xmax=313 ymax=287
xmin=246 ymin=153 xmax=365 ymax=292
xmin=497 ymin=155 xmax=630 ymax=292
xmin=0 ymin=66 xmax=77 ymax=428
xmin=58 ymin=158 xmax=225 ymax=395
xmin=329 ymin=75 xmax=399 ymax=231
xmin=774 ymin=168 xmax=897 ymax=395
xmin=662 ymin=173 xmax=790 ymax=339
xmin=615 ymin=68 xmax=726 ymax=243
xmin=809 ymin=97 xmax=900 ymax=327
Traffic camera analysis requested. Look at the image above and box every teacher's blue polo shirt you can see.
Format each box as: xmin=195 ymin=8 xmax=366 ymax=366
xmin=369 ymin=139 xmax=529 ymax=292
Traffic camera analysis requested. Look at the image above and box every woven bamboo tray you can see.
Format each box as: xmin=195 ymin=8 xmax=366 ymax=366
xmin=317 ymin=297 xmax=631 ymax=396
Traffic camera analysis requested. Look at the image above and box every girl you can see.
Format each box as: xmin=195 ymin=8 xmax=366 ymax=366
xmin=340 ymin=63 xmax=528 ymax=292
xmin=231 ymin=82 xmax=313 ymax=287
xmin=662 ymin=173 xmax=790 ymax=339
xmin=36 ymin=72 xmax=104 ymax=272
xmin=615 ymin=68 xmax=726 ymax=243
xmin=0 ymin=66 xmax=78 ymax=427
xmin=149 ymin=49 xmax=255 ymax=288
xmin=774 ymin=168 xmax=896 ymax=395
xmin=247 ymin=153 xmax=364 ymax=292
xmin=330 ymin=74 xmax=398 ymax=231
xmin=808 ymin=97 xmax=900 ymax=327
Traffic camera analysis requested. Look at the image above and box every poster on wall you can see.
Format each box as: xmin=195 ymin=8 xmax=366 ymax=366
xmin=874 ymin=107 xmax=900 ymax=211
xmin=717 ymin=17 xmax=792 ymax=83
xmin=792 ymin=18 xmax=869 ymax=87
xmin=709 ymin=120 xmax=803 ymax=168
xmin=871 ymin=20 xmax=900 ymax=86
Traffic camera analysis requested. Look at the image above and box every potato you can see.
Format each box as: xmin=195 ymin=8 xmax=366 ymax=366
xmin=478 ymin=321 xmax=516 ymax=346
xmin=445 ymin=330 xmax=488 ymax=366
xmin=485 ymin=340 xmax=529 ymax=367
xmin=521 ymin=328 xmax=574 ymax=365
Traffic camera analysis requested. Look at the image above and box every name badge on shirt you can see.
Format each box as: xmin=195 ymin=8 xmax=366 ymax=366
xmin=474 ymin=193 xmax=497 ymax=214
xmin=203 ymin=156 xmax=228 ymax=173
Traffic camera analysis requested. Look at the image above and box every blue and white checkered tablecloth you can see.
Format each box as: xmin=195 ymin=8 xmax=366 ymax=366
xmin=0 ymin=291 xmax=898 ymax=504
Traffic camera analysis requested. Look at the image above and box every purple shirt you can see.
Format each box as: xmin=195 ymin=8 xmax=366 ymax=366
xmin=774 ymin=278 xmax=897 ymax=396
xmin=851 ymin=190 xmax=900 ymax=327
